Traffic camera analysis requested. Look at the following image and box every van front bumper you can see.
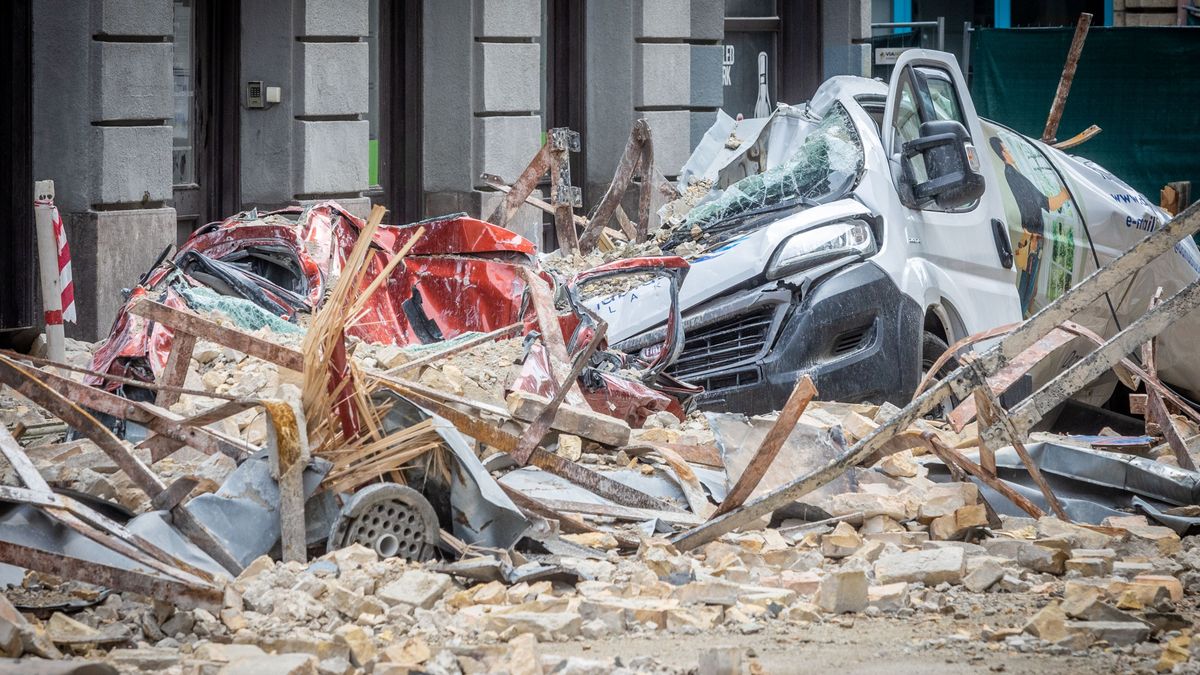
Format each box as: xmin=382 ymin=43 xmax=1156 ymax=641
xmin=616 ymin=261 xmax=923 ymax=415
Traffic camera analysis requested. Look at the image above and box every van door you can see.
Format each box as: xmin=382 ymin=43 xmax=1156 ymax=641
xmin=881 ymin=50 xmax=1021 ymax=337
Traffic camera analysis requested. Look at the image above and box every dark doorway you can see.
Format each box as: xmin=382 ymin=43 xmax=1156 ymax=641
xmin=172 ymin=0 xmax=241 ymax=241
xmin=0 ymin=0 xmax=37 ymax=337
xmin=542 ymin=0 xmax=586 ymax=250
xmin=370 ymin=0 xmax=424 ymax=224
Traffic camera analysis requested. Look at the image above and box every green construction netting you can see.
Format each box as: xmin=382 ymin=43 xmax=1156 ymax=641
xmin=970 ymin=27 xmax=1200 ymax=201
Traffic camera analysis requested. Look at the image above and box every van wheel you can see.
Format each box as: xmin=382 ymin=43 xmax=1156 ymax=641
xmin=920 ymin=331 xmax=959 ymax=419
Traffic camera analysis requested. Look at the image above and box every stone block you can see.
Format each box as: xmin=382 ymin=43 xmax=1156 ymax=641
xmin=297 ymin=0 xmax=368 ymax=37
xmin=820 ymin=521 xmax=862 ymax=558
xmin=690 ymin=44 xmax=723 ymax=108
xmin=817 ymin=569 xmax=868 ymax=614
xmin=1065 ymin=557 xmax=1112 ymax=577
xmin=472 ymin=114 xmax=544 ymax=191
xmin=294 ymin=120 xmax=368 ymax=195
xmin=1131 ymin=574 xmax=1184 ymax=602
xmin=1065 ymin=620 xmax=1151 ymax=646
xmin=475 ymin=0 xmax=541 ymax=38
xmin=93 ymin=0 xmax=171 ymax=36
xmin=91 ymin=125 xmax=172 ymax=204
xmin=930 ymin=503 xmax=988 ymax=540
xmin=473 ymin=42 xmax=541 ymax=113
xmin=1126 ymin=0 xmax=1176 ymax=6
xmin=981 ymin=539 xmax=1067 ymax=575
xmin=91 ymin=41 xmax=172 ymax=122
xmin=378 ymin=570 xmax=454 ymax=611
xmin=963 ymin=560 xmax=1006 ymax=592
xmin=635 ymin=0 xmax=723 ymax=40
xmin=828 ymin=493 xmax=908 ymax=521
xmin=867 ymin=582 xmax=909 ymax=611
xmin=1036 ymin=517 xmax=1116 ymax=550
xmin=220 ymin=653 xmax=319 ymax=674
xmin=297 ymin=42 xmax=369 ymax=116
xmin=1024 ymin=601 xmax=1070 ymax=643
xmin=917 ymin=483 xmax=978 ymax=523
xmin=66 ymin=207 xmax=176 ymax=340
xmin=874 ymin=547 xmax=966 ymax=586
xmin=635 ymin=43 xmax=688 ymax=107
xmin=480 ymin=611 xmax=582 ymax=641
xmin=640 ymin=110 xmax=692 ymax=177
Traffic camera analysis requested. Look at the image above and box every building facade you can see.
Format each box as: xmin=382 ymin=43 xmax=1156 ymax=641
xmin=1 ymin=0 xmax=872 ymax=341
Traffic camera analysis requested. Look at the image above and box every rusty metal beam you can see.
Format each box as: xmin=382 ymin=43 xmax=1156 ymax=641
xmin=0 ymin=539 xmax=221 ymax=611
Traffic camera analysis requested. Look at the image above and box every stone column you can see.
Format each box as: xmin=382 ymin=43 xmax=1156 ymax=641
xmin=422 ymin=0 xmax=544 ymax=247
xmin=33 ymin=0 xmax=175 ymax=339
xmin=822 ymin=0 xmax=872 ymax=79
xmin=585 ymin=0 xmax=723 ymax=208
xmin=241 ymin=0 xmax=371 ymax=216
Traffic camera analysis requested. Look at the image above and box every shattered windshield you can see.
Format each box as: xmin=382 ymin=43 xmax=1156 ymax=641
xmin=666 ymin=104 xmax=864 ymax=250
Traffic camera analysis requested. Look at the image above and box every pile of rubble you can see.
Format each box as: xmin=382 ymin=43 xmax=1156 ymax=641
xmin=5 ymin=127 xmax=1200 ymax=673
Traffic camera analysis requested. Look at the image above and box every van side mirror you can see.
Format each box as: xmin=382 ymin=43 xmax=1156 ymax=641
xmin=899 ymin=120 xmax=985 ymax=210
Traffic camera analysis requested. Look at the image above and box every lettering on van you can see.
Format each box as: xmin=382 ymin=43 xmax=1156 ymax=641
xmin=1111 ymin=193 xmax=1152 ymax=207
xmin=1125 ymin=214 xmax=1159 ymax=232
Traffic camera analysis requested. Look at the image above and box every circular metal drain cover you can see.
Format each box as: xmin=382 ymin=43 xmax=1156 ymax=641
xmin=327 ymin=483 xmax=439 ymax=561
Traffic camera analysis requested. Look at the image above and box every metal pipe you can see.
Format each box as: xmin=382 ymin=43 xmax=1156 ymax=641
xmin=871 ymin=21 xmax=939 ymax=29
xmin=936 ymin=16 xmax=945 ymax=51
xmin=33 ymin=180 xmax=64 ymax=362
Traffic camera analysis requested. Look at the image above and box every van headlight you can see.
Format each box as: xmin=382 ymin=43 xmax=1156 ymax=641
xmin=767 ymin=220 xmax=876 ymax=279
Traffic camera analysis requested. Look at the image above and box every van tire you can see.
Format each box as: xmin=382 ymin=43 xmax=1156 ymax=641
xmin=920 ymin=331 xmax=956 ymax=380
xmin=920 ymin=331 xmax=958 ymax=418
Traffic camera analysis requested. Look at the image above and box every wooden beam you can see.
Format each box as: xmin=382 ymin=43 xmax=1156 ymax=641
xmin=156 ymin=331 xmax=196 ymax=408
xmin=712 ymin=375 xmax=817 ymax=517
xmin=128 ymin=298 xmax=304 ymax=372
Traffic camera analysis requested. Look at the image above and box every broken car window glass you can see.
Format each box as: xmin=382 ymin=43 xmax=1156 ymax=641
xmin=679 ymin=103 xmax=864 ymax=242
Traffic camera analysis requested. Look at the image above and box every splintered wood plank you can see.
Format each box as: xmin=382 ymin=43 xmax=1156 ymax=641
xmin=712 ymin=375 xmax=817 ymax=517
xmin=129 ymin=298 xmax=304 ymax=371
xmin=156 ymin=331 xmax=196 ymax=408
xmin=505 ymin=391 xmax=631 ymax=448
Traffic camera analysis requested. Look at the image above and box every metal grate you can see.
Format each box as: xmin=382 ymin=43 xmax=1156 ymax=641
xmin=669 ymin=309 xmax=774 ymax=380
xmin=831 ymin=325 xmax=871 ymax=356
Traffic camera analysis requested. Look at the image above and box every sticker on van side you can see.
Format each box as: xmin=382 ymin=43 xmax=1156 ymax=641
xmin=982 ymin=121 xmax=1086 ymax=318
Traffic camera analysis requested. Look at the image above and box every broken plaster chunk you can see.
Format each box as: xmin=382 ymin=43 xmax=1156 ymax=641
xmin=866 ymin=582 xmax=909 ymax=612
xmin=480 ymin=611 xmax=583 ymax=641
xmin=1065 ymin=557 xmax=1112 ymax=577
xmin=556 ymin=434 xmax=583 ymax=461
xmin=874 ymin=547 xmax=966 ymax=586
xmin=1064 ymin=620 xmax=1151 ymax=646
xmin=1131 ymin=574 xmax=1184 ymax=603
xmin=1023 ymin=600 xmax=1071 ymax=643
xmin=333 ymin=624 xmax=377 ymax=668
xmin=378 ymin=570 xmax=454 ymax=611
xmin=820 ymin=521 xmax=862 ymax=559
xmin=929 ymin=503 xmax=988 ymax=541
xmin=219 ymin=652 xmax=319 ymax=675
xmin=963 ymin=560 xmax=1006 ymax=593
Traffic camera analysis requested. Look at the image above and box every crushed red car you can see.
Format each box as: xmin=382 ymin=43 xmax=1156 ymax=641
xmin=87 ymin=202 xmax=696 ymax=428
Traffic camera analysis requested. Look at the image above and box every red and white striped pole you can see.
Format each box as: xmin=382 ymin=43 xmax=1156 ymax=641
xmin=34 ymin=180 xmax=66 ymax=362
